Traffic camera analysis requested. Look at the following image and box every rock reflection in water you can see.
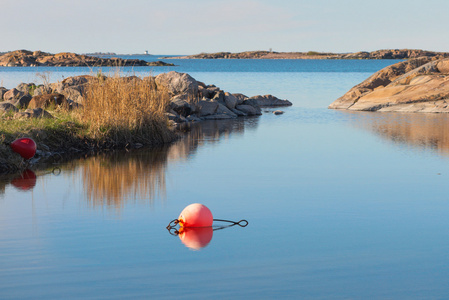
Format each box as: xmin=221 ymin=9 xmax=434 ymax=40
xmin=81 ymin=118 xmax=259 ymax=208
xmin=169 ymin=117 xmax=259 ymax=161
xmin=346 ymin=111 xmax=449 ymax=155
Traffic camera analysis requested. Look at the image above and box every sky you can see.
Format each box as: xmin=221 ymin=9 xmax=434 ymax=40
xmin=1 ymin=0 xmax=448 ymax=55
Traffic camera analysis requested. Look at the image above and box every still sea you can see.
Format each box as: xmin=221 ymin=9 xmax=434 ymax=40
xmin=1 ymin=57 xmax=449 ymax=299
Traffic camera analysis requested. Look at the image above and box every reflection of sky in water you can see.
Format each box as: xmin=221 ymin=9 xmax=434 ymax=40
xmin=2 ymin=59 xmax=449 ymax=298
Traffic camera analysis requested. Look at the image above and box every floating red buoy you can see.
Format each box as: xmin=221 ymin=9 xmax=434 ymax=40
xmin=178 ymin=227 xmax=213 ymax=250
xmin=178 ymin=203 xmax=213 ymax=227
xmin=11 ymin=169 xmax=37 ymax=191
xmin=10 ymin=138 xmax=37 ymax=160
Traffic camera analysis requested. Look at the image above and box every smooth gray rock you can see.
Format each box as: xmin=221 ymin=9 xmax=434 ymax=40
xmin=224 ymin=92 xmax=238 ymax=110
xmin=216 ymin=103 xmax=237 ymax=118
xmin=235 ymin=104 xmax=262 ymax=116
xmin=197 ymin=100 xmax=219 ymax=116
xmin=232 ymin=93 xmax=249 ymax=105
xmin=155 ymin=71 xmax=198 ymax=96
xmin=246 ymin=95 xmax=292 ymax=107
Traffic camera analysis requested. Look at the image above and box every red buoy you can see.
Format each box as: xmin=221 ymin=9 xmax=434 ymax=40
xmin=11 ymin=169 xmax=37 ymax=191
xmin=178 ymin=203 xmax=213 ymax=227
xmin=10 ymin=138 xmax=37 ymax=160
xmin=178 ymin=227 xmax=213 ymax=250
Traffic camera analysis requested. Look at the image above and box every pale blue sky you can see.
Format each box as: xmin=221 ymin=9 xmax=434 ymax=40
xmin=2 ymin=0 xmax=448 ymax=55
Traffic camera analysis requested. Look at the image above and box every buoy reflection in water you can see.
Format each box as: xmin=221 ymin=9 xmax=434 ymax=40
xmin=178 ymin=226 xmax=213 ymax=250
xmin=11 ymin=169 xmax=37 ymax=191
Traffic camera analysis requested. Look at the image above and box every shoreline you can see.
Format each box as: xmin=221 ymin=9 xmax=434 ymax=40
xmin=0 ymin=71 xmax=291 ymax=174
xmin=166 ymin=49 xmax=449 ymax=60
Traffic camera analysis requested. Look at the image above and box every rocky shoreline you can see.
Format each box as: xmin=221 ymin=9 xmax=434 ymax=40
xmin=0 ymin=50 xmax=174 ymax=67
xmin=169 ymin=49 xmax=449 ymax=60
xmin=0 ymin=71 xmax=291 ymax=173
xmin=328 ymin=57 xmax=449 ymax=113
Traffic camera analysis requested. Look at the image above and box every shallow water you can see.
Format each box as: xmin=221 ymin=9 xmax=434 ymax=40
xmin=2 ymin=59 xmax=449 ymax=299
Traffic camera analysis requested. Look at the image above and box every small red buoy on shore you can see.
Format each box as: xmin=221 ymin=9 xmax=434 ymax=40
xmin=10 ymin=138 xmax=37 ymax=160
xmin=178 ymin=203 xmax=213 ymax=227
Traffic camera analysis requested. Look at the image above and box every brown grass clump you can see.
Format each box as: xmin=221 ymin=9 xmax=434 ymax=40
xmin=80 ymin=74 xmax=176 ymax=146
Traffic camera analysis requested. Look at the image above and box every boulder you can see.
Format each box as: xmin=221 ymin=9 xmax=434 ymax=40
xmin=11 ymin=95 xmax=32 ymax=108
xmin=155 ymin=71 xmax=198 ymax=96
xmin=28 ymin=93 xmax=67 ymax=109
xmin=232 ymin=93 xmax=249 ymax=105
xmin=14 ymin=108 xmax=53 ymax=119
xmin=3 ymin=88 xmax=25 ymax=102
xmin=33 ymin=85 xmax=52 ymax=96
xmin=245 ymin=95 xmax=292 ymax=107
xmin=197 ymin=100 xmax=219 ymax=116
xmin=224 ymin=92 xmax=238 ymax=110
xmin=169 ymin=94 xmax=195 ymax=116
xmin=16 ymin=82 xmax=36 ymax=94
xmin=235 ymin=104 xmax=262 ymax=116
xmin=0 ymin=102 xmax=19 ymax=114
xmin=0 ymin=87 xmax=8 ymax=100
xmin=216 ymin=103 xmax=237 ymax=118
xmin=59 ymin=86 xmax=84 ymax=103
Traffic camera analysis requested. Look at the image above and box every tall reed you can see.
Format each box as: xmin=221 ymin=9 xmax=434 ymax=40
xmin=80 ymin=74 xmax=175 ymax=146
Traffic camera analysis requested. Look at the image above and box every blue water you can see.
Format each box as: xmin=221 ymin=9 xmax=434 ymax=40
xmin=2 ymin=58 xmax=449 ymax=299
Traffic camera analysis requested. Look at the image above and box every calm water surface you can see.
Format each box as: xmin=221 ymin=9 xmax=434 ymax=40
xmin=2 ymin=58 xmax=449 ymax=299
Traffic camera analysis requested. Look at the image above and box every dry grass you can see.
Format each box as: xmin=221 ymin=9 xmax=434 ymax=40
xmin=80 ymin=74 xmax=176 ymax=146
xmin=1 ymin=72 xmax=177 ymax=173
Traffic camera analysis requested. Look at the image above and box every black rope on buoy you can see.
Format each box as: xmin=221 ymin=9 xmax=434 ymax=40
xmin=213 ymin=219 xmax=248 ymax=227
xmin=212 ymin=219 xmax=249 ymax=231
xmin=166 ymin=219 xmax=179 ymax=230
xmin=166 ymin=218 xmax=248 ymax=233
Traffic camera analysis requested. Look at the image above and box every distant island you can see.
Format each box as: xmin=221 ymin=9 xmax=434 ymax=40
xmin=167 ymin=49 xmax=449 ymax=60
xmin=0 ymin=50 xmax=175 ymax=67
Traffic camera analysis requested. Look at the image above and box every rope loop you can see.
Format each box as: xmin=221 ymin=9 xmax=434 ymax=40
xmin=166 ymin=219 xmax=179 ymax=230
xmin=213 ymin=219 xmax=249 ymax=227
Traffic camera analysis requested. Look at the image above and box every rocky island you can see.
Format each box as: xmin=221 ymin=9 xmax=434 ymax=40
xmin=169 ymin=49 xmax=449 ymax=60
xmin=0 ymin=50 xmax=175 ymax=67
xmin=329 ymin=57 xmax=449 ymax=113
xmin=0 ymin=71 xmax=291 ymax=173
